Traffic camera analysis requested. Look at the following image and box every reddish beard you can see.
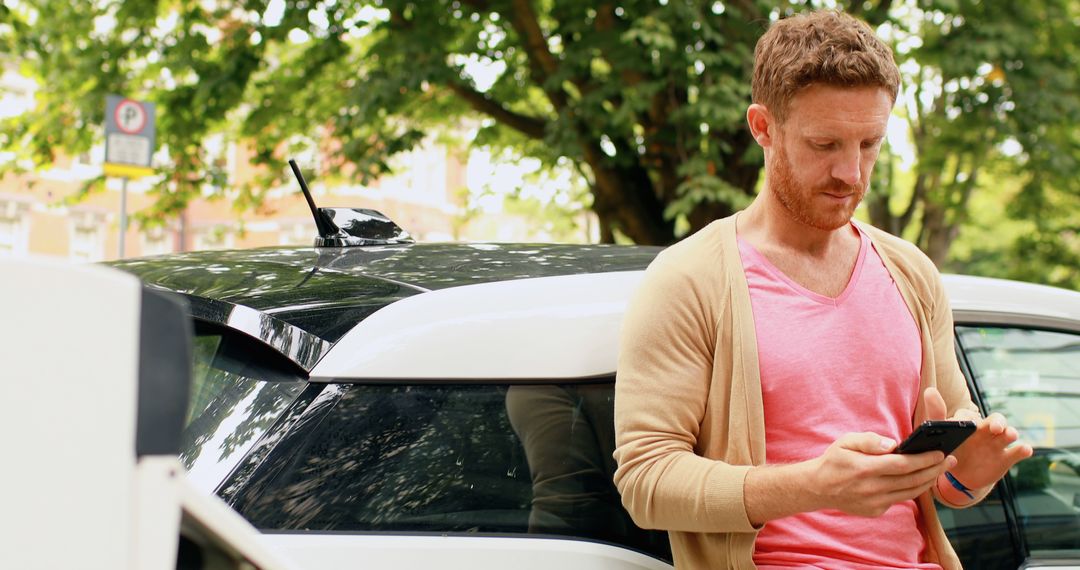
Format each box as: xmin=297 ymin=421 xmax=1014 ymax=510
xmin=768 ymin=143 xmax=867 ymax=231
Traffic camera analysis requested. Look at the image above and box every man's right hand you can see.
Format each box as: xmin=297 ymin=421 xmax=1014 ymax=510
xmin=806 ymin=432 xmax=956 ymax=517
xmin=744 ymin=432 xmax=955 ymax=525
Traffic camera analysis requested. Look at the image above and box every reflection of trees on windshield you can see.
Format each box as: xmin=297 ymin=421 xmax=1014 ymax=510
xmin=958 ymin=326 xmax=1080 ymax=553
xmin=240 ymin=382 xmax=531 ymax=528
xmin=180 ymin=335 xmax=304 ymax=481
xmin=181 ymin=368 xmax=254 ymax=468
xmin=250 ymin=310 xmax=328 ymax=370
xmin=240 ymin=384 xmax=527 ymax=531
xmin=233 ymin=383 xmax=671 ymax=561
xmin=219 ymin=379 xmax=301 ymax=461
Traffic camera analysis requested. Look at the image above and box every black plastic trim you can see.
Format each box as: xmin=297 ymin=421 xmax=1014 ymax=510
xmin=136 ymin=287 xmax=193 ymax=457
xmin=178 ymin=293 xmax=332 ymax=372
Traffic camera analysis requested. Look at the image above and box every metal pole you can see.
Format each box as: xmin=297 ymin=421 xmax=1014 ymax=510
xmin=118 ymin=176 xmax=128 ymax=259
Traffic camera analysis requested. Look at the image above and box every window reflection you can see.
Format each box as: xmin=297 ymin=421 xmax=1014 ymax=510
xmin=506 ymin=384 xmax=637 ymax=543
xmin=181 ymin=334 xmax=304 ymax=492
xmin=958 ymin=326 xmax=1080 ymax=555
xmin=232 ymin=382 xmax=671 ymax=561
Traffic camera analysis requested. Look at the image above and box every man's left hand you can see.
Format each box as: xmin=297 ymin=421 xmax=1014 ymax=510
xmin=923 ymin=387 xmax=1033 ymax=498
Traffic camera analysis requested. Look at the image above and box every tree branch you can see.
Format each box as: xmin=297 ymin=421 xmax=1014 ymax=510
xmin=509 ymin=0 xmax=558 ymax=79
xmin=504 ymin=0 xmax=568 ymax=110
xmin=446 ymin=81 xmax=548 ymax=139
xmin=898 ymin=171 xmax=926 ymax=232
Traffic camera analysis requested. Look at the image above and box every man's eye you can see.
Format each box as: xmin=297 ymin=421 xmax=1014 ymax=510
xmin=862 ymin=139 xmax=883 ymax=149
xmin=813 ymin=142 xmax=834 ymax=151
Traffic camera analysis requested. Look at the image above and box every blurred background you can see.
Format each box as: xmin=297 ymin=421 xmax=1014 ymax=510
xmin=0 ymin=0 xmax=1076 ymax=289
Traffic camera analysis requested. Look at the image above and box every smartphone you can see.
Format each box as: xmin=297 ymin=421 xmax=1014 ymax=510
xmin=894 ymin=420 xmax=976 ymax=455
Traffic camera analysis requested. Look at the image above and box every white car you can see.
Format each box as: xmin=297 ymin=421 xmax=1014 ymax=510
xmin=99 ymin=211 xmax=1080 ymax=570
xmin=10 ymin=199 xmax=1080 ymax=569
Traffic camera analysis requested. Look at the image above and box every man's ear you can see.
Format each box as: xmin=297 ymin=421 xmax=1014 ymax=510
xmin=746 ymin=104 xmax=775 ymax=147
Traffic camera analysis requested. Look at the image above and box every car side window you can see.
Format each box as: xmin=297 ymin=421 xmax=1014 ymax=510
xmin=957 ymin=325 xmax=1080 ymax=556
xmin=226 ymin=381 xmax=672 ymax=562
xmin=182 ymin=333 xmax=305 ymax=492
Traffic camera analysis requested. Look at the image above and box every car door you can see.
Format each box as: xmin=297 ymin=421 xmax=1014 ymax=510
xmin=950 ymin=317 xmax=1080 ymax=569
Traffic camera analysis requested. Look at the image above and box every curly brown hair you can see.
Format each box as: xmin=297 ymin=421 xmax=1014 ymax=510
xmin=752 ymin=10 xmax=900 ymax=123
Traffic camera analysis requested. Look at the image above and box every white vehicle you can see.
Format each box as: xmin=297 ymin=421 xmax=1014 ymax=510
xmin=7 ymin=195 xmax=1080 ymax=569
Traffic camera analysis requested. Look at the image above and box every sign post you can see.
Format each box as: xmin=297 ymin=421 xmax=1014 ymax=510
xmin=104 ymin=95 xmax=156 ymax=259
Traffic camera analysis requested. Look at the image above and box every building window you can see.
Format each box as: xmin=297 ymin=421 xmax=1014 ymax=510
xmin=0 ymin=216 xmax=21 ymax=255
xmin=279 ymin=223 xmax=310 ymax=246
xmin=193 ymin=226 xmax=233 ymax=251
xmin=141 ymin=227 xmax=173 ymax=257
xmin=0 ymin=201 xmax=29 ymax=256
xmin=69 ymin=213 xmax=106 ymax=262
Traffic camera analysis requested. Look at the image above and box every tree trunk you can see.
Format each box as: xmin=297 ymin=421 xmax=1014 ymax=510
xmin=581 ymin=144 xmax=675 ymax=245
xmin=919 ymin=201 xmax=959 ymax=266
xmin=866 ymin=190 xmax=897 ymax=236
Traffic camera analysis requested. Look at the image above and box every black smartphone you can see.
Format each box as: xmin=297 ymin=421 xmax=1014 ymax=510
xmin=894 ymin=420 xmax=976 ymax=455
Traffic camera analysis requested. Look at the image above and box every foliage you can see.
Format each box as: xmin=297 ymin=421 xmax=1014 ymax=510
xmin=867 ymin=0 xmax=1080 ymax=281
xmin=0 ymin=0 xmax=774 ymax=244
xmin=0 ymin=0 xmax=1077 ymax=285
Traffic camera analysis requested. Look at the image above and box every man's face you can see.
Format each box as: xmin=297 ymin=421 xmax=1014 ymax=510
xmin=765 ymin=85 xmax=893 ymax=231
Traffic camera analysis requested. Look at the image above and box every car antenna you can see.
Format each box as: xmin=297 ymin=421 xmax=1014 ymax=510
xmin=288 ymin=157 xmax=413 ymax=248
xmin=289 ymin=159 xmax=341 ymax=240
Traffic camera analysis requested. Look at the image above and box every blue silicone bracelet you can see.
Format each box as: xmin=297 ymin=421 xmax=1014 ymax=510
xmin=945 ymin=472 xmax=976 ymax=500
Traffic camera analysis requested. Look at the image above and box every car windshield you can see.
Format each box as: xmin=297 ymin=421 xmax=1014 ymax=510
xmin=180 ymin=331 xmax=306 ymax=492
xmin=958 ymin=325 xmax=1080 ymax=555
xmin=224 ymin=381 xmax=672 ymax=562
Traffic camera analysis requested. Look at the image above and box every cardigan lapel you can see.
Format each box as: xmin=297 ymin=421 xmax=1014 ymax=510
xmin=719 ymin=214 xmax=767 ymax=466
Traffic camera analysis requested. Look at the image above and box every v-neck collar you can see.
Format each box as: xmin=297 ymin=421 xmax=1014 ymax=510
xmin=736 ymin=223 xmax=869 ymax=307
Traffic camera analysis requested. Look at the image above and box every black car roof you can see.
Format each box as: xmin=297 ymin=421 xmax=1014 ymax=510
xmin=109 ymin=242 xmax=661 ymax=345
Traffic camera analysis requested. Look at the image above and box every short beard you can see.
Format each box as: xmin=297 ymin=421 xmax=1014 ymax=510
xmin=769 ymin=143 xmax=866 ymax=231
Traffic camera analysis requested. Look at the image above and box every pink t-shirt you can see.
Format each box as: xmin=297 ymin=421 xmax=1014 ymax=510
xmin=740 ymin=225 xmax=940 ymax=570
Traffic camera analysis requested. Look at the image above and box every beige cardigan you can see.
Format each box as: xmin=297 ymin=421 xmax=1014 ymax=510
xmin=613 ymin=215 xmax=979 ymax=569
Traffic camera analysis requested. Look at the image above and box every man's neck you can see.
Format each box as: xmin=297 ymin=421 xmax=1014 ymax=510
xmin=737 ymin=195 xmax=857 ymax=258
xmin=736 ymin=195 xmax=864 ymax=299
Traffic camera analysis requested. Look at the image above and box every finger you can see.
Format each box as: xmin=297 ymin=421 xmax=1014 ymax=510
xmin=951 ymin=408 xmax=981 ymax=422
xmin=885 ymin=454 xmax=956 ymax=489
xmin=923 ymin=387 xmax=947 ymax=421
xmin=876 ymin=450 xmax=949 ymax=475
xmin=838 ymin=432 xmax=896 ymax=455
xmin=1005 ymin=443 xmax=1034 ymax=465
xmin=985 ymin=413 xmax=1008 ymax=435
xmin=875 ymin=478 xmax=940 ymax=510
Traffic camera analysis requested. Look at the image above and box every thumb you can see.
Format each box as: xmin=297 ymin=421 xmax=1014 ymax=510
xmin=923 ymin=387 xmax=948 ymax=421
xmin=837 ymin=432 xmax=896 ymax=455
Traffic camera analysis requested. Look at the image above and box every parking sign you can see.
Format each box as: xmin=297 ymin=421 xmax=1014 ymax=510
xmin=105 ymin=95 xmax=155 ymax=178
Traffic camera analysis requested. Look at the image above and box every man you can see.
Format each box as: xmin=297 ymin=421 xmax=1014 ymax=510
xmin=612 ymin=10 xmax=1032 ymax=569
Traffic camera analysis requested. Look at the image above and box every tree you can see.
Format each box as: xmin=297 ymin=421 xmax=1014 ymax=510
xmin=1 ymin=0 xmax=771 ymax=244
xmin=867 ymin=0 xmax=1080 ymax=268
xmin=1 ymin=0 xmax=1076 ymax=265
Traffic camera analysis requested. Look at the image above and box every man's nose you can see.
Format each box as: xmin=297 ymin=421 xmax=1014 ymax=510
xmin=831 ymin=148 xmax=862 ymax=187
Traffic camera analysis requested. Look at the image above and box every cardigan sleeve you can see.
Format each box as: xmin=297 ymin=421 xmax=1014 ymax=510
xmin=925 ymin=266 xmax=987 ymax=508
xmin=925 ymin=262 xmax=980 ymax=419
xmin=612 ymin=251 xmax=758 ymax=533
